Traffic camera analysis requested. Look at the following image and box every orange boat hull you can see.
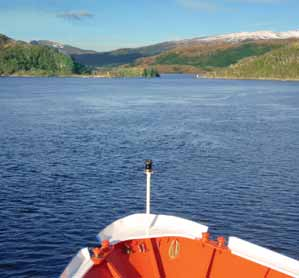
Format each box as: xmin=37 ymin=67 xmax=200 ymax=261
xmin=61 ymin=162 xmax=298 ymax=278
xmin=85 ymin=235 xmax=291 ymax=278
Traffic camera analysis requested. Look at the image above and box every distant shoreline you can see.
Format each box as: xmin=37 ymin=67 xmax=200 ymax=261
xmin=2 ymin=73 xmax=299 ymax=82
xmin=0 ymin=74 xmax=109 ymax=78
xmin=0 ymin=75 xmax=152 ymax=79
xmin=203 ymin=75 xmax=299 ymax=82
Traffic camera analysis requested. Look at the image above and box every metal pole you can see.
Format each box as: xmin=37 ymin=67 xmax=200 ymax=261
xmin=146 ymin=172 xmax=151 ymax=214
xmin=144 ymin=160 xmax=153 ymax=215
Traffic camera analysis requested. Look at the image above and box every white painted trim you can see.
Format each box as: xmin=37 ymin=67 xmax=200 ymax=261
xmin=228 ymin=237 xmax=299 ymax=278
xmin=98 ymin=213 xmax=208 ymax=244
xmin=60 ymin=248 xmax=94 ymax=278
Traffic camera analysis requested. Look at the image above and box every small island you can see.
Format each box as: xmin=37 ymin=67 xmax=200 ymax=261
xmin=90 ymin=66 xmax=160 ymax=78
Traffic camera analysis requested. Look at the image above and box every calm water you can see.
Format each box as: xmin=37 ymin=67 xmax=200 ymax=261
xmin=0 ymin=75 xmax=299 ymax=277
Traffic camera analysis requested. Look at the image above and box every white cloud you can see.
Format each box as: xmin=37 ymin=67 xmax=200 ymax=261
xmin=57 ymin=11 xmax=94 ymax=21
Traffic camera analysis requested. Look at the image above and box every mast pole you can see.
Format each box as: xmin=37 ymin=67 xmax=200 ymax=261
xmin=144 ymin=160 xmax=153 ymax=215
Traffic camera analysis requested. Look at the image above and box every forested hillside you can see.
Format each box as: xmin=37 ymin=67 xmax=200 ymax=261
xmin=0 ymin=34 xmax=89 ymax=76
xmin=206 ymin=43 xmax=299 ymax=80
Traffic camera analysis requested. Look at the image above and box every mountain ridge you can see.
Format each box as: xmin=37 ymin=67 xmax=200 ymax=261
xmin=28 ymin=30 xmax=299 ymax=67
xmin=30 ymin=40 xmax=97 ymax=55
xmin=2 ymin=30 xmax=299 ymax=80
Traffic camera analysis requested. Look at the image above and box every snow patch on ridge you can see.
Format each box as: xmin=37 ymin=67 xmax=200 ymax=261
xmin=192 ymin=30 xmax=299 ymax=43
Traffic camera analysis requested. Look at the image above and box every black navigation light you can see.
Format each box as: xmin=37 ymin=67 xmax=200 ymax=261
xmin=145 ymin=160 xmax=153 ymax=172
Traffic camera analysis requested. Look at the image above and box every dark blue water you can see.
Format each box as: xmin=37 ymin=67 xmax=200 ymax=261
xmin=0 ymin=75 xmax=298 ymax=277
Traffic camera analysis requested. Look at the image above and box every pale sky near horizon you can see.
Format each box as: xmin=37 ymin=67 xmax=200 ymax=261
xmin=0 ymin=0 xmax=298 ymax=52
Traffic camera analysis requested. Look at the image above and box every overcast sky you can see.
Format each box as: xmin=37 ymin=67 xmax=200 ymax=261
xmin=0 ymin=0 xmax=298 ymax=51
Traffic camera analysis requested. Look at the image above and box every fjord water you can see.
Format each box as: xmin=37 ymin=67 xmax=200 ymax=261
xmin=0 ymin=75 xmax=298 ymax=277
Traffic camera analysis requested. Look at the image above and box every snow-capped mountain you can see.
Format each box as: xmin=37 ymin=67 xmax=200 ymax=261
xmin=190 ymin=31 xmax=299 ymax=44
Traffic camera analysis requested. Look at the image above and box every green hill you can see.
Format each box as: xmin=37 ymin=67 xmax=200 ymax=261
xmin=135 ymin=41 xmax=287 ymax=72
xmin=71 ymin=42 xmax=178 ymax=67
xmin=134 ymin=39 xmax=299 ymax=79
xmin=154 ymin=43 xmax=278 ymax=69
xmin=0 ymin=34 xmax=89 ymax=76
xmin=0 ymin=34 xmax=13 ymax=47
xmin=206 ymin=43 xmax=299 ymax=80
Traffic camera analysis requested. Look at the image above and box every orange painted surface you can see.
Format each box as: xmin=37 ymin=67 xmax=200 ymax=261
xmin=85 ymin=234 xmax=291 ymax=278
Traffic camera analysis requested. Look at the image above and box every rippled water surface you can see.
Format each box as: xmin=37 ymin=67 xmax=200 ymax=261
xmin=0 ymin=75 xmax=299 ymax=277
